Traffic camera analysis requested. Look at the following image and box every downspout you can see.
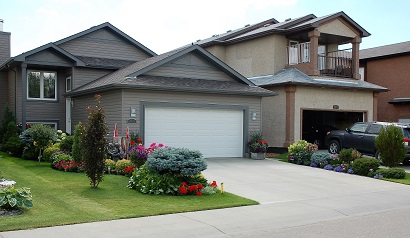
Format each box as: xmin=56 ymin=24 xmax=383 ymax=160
xmin=21 ymin=63 xmax=27 ymax=131
xmin=9 ymin=66 xmax=17 ymax=119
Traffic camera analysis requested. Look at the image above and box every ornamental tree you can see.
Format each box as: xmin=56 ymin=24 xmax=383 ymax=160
xmin=375 ymin=124 xmax=407 ymax=168
xmin=82 ymin=95 xmax=108 ymax=188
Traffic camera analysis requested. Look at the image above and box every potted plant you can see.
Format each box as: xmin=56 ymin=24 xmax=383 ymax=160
xmin=248 ymin=132 xmax=268 ymax=160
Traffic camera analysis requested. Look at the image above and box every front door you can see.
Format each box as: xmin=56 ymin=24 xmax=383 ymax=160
xmin=66 ymin=97 xmax=71 ymax=134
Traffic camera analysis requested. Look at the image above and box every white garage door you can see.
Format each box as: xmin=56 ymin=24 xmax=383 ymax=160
xmin=145 ymin=107 xmax=243 ymax=158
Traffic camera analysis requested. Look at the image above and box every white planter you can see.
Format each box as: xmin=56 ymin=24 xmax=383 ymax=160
xmin=250 ymin=152 xmax=266 ymax=160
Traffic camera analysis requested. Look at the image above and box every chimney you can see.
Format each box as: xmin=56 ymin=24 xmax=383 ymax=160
xmin=0 ymin=19 xmax=11 ymax=64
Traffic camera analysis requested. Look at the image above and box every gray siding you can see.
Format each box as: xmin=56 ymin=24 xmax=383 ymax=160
xmin=72 ymin=68 xmax=114 ymax=89
xmin=71 ymin=91 xmax=123 ymax=137
xmin=145 ymin=52 xmax=235 ymax=82
xmin=26 ymin=49 xmax=73 ymax=66
xmin=121 ymin=89 xmax=262 ymax=140
xmin=0 ymin=32 xmax=10 ymax=65
xmin=11 ymin=68 xmax=21 ymax=122
xmin=25 ymin=68 xmax=70 ymax=131
xmin=0 ymin=72 xmax=8 ymax=120
xmin=58 ymin=28 xmax=151 ymax=61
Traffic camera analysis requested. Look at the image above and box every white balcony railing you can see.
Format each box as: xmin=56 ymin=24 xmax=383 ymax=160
xmin=287 ymin=42 xmax=310 ymax=65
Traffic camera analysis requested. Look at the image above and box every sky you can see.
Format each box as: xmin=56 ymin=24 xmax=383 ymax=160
xmin=1 ymin=0 xmax=410 ymax=57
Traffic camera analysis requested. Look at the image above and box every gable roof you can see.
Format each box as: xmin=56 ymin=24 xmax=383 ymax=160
xmin=54 ymin=22 xmax=157 ymax=57
xmin=0 ymin=42 xmax=86 ymax=69
xmin=195 ymin=11 xmax=369 ymax=47
xmin=249 ymin=68 xmax=388 ymax=92
xmin=360 ymin=41 xmax=410 ymax=60
xmin=66 ymin=45 xmax=276 ymax=97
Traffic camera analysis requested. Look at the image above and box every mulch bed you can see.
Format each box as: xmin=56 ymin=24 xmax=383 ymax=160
xmin=0 ymin=208 xmax=23 ymax=217
xmin=266 ymin=153 xmax=280 ymax=158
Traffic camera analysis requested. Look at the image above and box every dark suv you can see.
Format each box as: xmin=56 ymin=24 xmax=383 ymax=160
xmin=325 ymin=122 xmax=410 ymax=162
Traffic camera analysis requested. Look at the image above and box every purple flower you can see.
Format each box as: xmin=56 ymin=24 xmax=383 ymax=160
xmin=334 ymin=165 xmax=343 ymax=172
xmin=347 ymin=168 xmax=354 ymax=174
xmin=310 ymin=162 xmax=318 ymax=167
xmin=324 ymin=164 xmax=333 ymax=170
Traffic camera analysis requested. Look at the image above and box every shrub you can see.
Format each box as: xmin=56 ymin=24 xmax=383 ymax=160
xmin=287 ymin=140 xmax=318 ymax=165
xmin=339 ymin=148 xmax=361 ymax=164
xmin=311 ymin=152 xmax=331 ymax=165
xmin=375 ymin=168 xmax=406 ymax=179
xmin=375 ymin=124 xmax=407 ymax=167
xmin=127 ymin=145 xmax=149 ymax=169
xmin=43 ymin=143 xmax=60 ymax=162
xmin=72 ymin=122 xmax=85 ymax=162
xmin=21 ymin=146 xmax=39 ymax=161
xmin=127 ymin=164 xmax=181 ymax=195
xmin=82 ymin=95 xmax=108 ymax=188
xmin=59 ymin=136 xmax=74 ymax=152
xmin=105 ymin=159 xmax=116 ymax=173
xmin=0 ymin=186 xmax=33 ymax=210
xmin=0 ymin=105 xmax=16 ymax=145
xmin=2 ymin=136 xmax=24 ymax=157
xmin=352 ymin=158 xmax=380 ymax=176
xmin=115 ymin=159 xmax=133 ymax=174
xmin=146 ymin=147 xmax=207 ymax=176
xmin=51 ymin=151 xmax=83 ymax=172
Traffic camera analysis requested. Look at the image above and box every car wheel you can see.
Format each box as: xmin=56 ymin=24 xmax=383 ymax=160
xmin=328 ymin=140 xmax=340 ymax=154
xmin=375 ymin=151 xmax=382 ymax=163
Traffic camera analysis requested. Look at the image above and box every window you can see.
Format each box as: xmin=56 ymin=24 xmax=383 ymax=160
xmin=367 ymin=124 xmax=382 ymax=134
xmin=66 ymin=76 xmax=72 ymax=92
xmin=27 ymin=70 xmax=57 ymax=100
xmin=349 ymin=123 xmax=368 ymax=133
xmin=27 ymin=122 xmax=57 ymax=130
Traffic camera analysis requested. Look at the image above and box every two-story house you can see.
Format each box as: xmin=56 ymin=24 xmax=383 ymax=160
xmin=0 ymin=21 xmax=274 ymax=158
xmin=195 ymin=11 xmax=388 ymax=149
xmin=360 ymin=41 xmax=410 ymax=123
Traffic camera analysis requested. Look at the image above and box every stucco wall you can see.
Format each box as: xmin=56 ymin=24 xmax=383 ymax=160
xmin=318 ymin=19 xmax=358 ymax=38
xmin=209 ymin=34 xmax=287 ymax=77
xmin=205 ymin=45 xmax=226 ymax=62
xmin=365 ymin=55 xmax=410 ymax=122
xmin=294 ymin=86 xmax=373 ymax=141
xmin=261 ymin=86 xmax=286 ymax=147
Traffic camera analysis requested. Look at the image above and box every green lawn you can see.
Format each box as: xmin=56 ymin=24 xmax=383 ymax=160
xmin=383 ymin=172 xmax=410 ymax=185
xmin=270 ymin=152 xmax=288 ymax=162
xmin=0 ymin=152 xmax=257 ymax=232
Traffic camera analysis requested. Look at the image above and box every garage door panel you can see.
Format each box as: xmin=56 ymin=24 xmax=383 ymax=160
xmin=145 ymin=107 xmax=243 ymax=157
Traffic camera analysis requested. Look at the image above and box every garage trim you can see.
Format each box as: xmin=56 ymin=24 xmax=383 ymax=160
xmin=140 ymin=101 xmax=249 ymax=157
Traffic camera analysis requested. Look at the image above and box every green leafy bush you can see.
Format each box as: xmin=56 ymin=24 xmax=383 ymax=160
xmin=127 ymin=164 xmax=181 ymax=195
xmin=82 ymin=95 xmax=108 ymax=188
xmin=338 ymin=148 xmax=361 ymax=164
xmin=352 ymin=158 xmax=380 ymax=176
xmin=72 ymin=122 xmax=85 ymax=162
xmin=43 ymin=143 xmax=61 ymax=162
xmin=0 ymin=186 xmax=33 ymax=209
xmin=287 ymin=140 xmax=318 ymax=165
xmin=115 ymin=159 xmax=133 ymax=174
xmin=21 ymin=146 xmax=39 ymax=161
xmin=2 ymin=136 xmax=24 ymax=157
xmin=146 ymin=147 xmax=207 ymax=176
xmin=59 ymin=136 xmax=74 ymax=152
xmin=105 ymin=159 xmax=116 ymax=173
xmin=375 ymin=124 xmax=407 ymax=167
xmin=311 ymin=152 xmax=331 ymax=165
xmin=0 ymin=105 xmax=16 ymax=145
xmin=19 ymin=124 xmax=57 ymax=162
xmin=375 ymin=168 xmax=406 ymax=179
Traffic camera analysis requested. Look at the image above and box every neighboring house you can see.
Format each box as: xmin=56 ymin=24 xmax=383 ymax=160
xmin=194 ymin=11 xmax=387 ymax=148
xmin=360 ymin=41 xmax=410 ymax=123
xmin=0 ymin=21 xmax=275 ymax=158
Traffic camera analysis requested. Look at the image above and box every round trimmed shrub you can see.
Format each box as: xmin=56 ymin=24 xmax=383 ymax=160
xmin=146 ymin=147 xmax=207 ymax=176
xmin=375 ymin=168 xmax=406 ymax=179
xmin=339 ymin=148 xmax=361 ymax=164
xmin=43 ymin=143 xmax=61 ymax=162
xmin=115 ymin=159 xmax=133 ymax=174
xmin=352 ymin=158 xmax=380 ymax=176
xmin=311 ymin=152 xmax=331 ymax=165
xmin=59 ymin=136 xmax=74 ymax=152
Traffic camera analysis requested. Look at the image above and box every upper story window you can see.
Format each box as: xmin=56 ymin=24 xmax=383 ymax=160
xmin=66 ymin=76 xmax=72 ymax=92
xmin=27 ymin=70 xmax=57 ymax=100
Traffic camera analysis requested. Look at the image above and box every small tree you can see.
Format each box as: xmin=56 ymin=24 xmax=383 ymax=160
xmin=83 ymin=95 xmax=108 ymax=188
xmin=20 ymin=124 xmax=57 ymax=162
xmin=72 ymin=122 xmax=85 ymax=162
xmin=375 ymin=124 xmax=407 ymax=167
xmin=0 ymin=105 xmax=16 ymax=145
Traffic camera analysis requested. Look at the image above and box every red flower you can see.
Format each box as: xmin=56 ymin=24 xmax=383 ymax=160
xmin=130 ymin=140 xmax=135 ymax=146
xmin=188 ymin=185 xmax=197 ymax=192
xmin=210 ymin=181 xmax=217 ymax=187
xmin=181 ymin=182 xmax=187 ymax=187
xmin=179 ymin=186 xmax=187 ymax=195
xmin=198 ymin=184 xmax=203 ymax=190
xmin=124 ymin=166 xmax=134 ymax=173
xmin=196 ymin=191 xmax=202 ymax=196
xmin=262 ymin=140 xmax=267 ymax=144
xmin=257 ymin=140 xmax=261 ymax=143
xmin=137 ymin=138 xmax=143 ymax=143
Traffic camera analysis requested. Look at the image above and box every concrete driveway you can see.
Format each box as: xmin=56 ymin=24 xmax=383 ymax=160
xmin=2 ymin=158 xmax=410 ymax=238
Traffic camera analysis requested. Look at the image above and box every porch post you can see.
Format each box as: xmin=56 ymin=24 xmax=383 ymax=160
xmin=21 ymin=63 xmax=27 ymax=131
xmin=373 ymin=92 xmax=379 ymax=121
xmin=351 ymin=36 xmax=362 ymax=80
xmin=308 ymin=29 xmax=320 ymax=76
xmin=284 ymin=85 xmax=296 ymax=148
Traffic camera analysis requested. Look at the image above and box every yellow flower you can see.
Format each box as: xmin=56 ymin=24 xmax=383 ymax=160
xmin=33 ymin=141 xmax=38 ymax=146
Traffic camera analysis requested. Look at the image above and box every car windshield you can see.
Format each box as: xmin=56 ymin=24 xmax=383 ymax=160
xmin=403 ymin=128 xmax=410 ymax=138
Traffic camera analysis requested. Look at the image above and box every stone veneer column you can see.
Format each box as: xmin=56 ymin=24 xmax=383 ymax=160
xmin=284 ymin=85 xmax=296 ymax=148
xmin=308 ymin=29 xmax=320 ymax=76
xmin=351 ymin=36 xmax=362 ymax=80
xmin=373 ymin=92 xmax=379 ymax=121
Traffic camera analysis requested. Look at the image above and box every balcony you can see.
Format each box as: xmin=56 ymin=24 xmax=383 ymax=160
xmin=286 ymin=42 xmax=353 ymax=78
